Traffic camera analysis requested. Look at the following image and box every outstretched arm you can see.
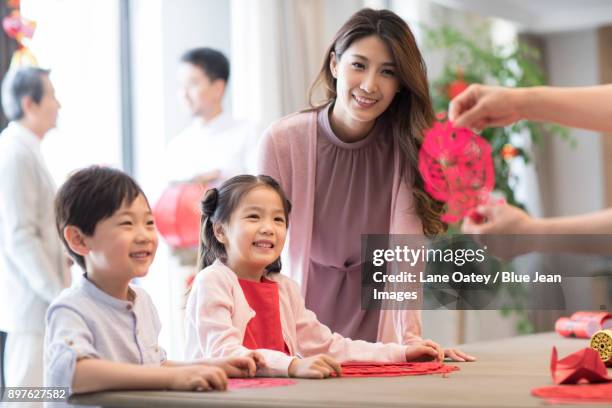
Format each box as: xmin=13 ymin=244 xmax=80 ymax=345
xmin=450 ymin=84 xmax=612 ymax=133
xmin=73 ymin=358 xmax=227 ymax=394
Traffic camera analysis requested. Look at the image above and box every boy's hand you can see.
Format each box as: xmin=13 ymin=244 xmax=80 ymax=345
xmin=288 ymin=354 xmax=342 ymax=379
xmin=167 ymin=366 xmax=227 ymax=391
xmin=203 ymin=354 xmax=264 ymax=378
xmin=444 ymin=348 xmax=476 ymax=362
xmin=405 ymin=339 xmax=444 ymax=362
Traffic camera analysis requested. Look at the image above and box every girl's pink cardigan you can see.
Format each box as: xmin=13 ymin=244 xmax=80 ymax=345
xmin=184 ymin=260 xmax=409 ymax=376
xmin=257 ymin=110 xmax=424 ymax=344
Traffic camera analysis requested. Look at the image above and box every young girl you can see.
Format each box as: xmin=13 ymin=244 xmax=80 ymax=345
xmin=184 ymin=175 xmax=451 ymax=378
xmin=255 ymin=8 xmax=446 ymax=349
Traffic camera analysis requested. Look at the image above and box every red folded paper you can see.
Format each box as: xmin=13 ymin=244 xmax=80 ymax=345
xmin=334 ymin=361 xmax=459 ymax=378
xmin=531 ymin=347 xmax=612 ymax=404
xmin=228 ymin=378 xmax=296 ymax=390
xmin=551 ymin=347 xmax=611 ymax=385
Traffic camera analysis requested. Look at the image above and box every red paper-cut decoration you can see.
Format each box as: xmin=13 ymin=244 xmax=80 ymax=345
xmin=153 ymin=183 xmax=208 ymax=249
xmin=531 ymin=347 xmax=612 ymax=404
xmin=228 ymin=378 xmax=296 ymax=390
xmin=551 ymin=347 xmax=611 ymax=385
xmin=418 ymin=121 xmax=494 ymax=223
xmin=332 ymin=361 xmax=459 ymax=378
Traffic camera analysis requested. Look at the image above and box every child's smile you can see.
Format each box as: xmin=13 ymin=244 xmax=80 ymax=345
xmin=218 ymin=186 xmax=287 ymax=280
xmin=84 ymin=194 xmax=158 ymax=282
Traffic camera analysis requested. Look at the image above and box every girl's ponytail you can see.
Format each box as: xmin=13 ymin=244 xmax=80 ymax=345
xmin=197 ymin=188 xmax=223 ymax=271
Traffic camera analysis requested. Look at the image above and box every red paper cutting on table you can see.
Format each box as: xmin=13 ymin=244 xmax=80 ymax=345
xmin=550 ymin=347 xmax=611 ymax=385
xmin=333 ymin=361 xmax=459 ymax=378
xmin=531 ymin=383 xmax=612 ymax=404
xmin=228 ymin=378 xmax=296 ymax=390
xmin=531 ymin=347 xmax=612 ymax=404
xmin=418 ymin=121 xmax=494 ymax=223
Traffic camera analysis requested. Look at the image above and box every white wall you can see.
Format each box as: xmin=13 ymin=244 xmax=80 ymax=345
xmin=542 ymin=29 xmax=604 ymax=216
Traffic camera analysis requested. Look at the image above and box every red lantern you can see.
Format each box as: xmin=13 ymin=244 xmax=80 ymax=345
xmin=447 ymin=68 xmax=469 ymax=100
xmin=153 ymin=183 xmax=208 ymax=249
xmin=448 ymin=79 xmax=468 ymax=99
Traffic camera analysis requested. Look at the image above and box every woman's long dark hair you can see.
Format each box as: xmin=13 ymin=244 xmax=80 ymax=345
xmin=197 ymin=174 xmax=292 ymax=273
xmin=309 ymin=8 xmax=446 ymax=236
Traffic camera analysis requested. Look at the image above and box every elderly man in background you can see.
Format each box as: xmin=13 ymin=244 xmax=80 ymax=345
xmin=0 ymin=67 xmax=70 ymax=398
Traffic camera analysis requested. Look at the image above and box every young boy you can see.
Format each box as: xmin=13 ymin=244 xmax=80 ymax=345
xmin=45 ymin=166 xmax=259 ymax=404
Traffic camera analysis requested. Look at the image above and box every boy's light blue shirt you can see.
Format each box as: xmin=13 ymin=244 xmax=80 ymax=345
xmin=44 ymin=274 xmax=167 ymax=405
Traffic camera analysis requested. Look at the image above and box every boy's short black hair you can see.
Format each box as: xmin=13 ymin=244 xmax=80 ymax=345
xmin=55 ymin=166 xmax=148 ymax=271
xmin=181 ymin=47 xmax=230 ymax=83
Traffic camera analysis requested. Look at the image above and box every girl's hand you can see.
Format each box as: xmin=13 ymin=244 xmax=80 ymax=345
xmin=444 ymin=348 xmax=476 ymax=362
xmin=405 ymin=339 xmax=444 ymax=362
xmin=243 ymin=351 xmax=267 ymax=369
xmin=167 ymin=365 xmax=228 ymax=391
xmin=288 ymin=354 xmax=342 ymax=379
xmin=203 ymin=355 xmax=261 ymax=378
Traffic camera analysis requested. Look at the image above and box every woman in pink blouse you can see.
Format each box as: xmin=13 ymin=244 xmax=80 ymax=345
xmin=257 ymin=8 xmax=471 ymax=361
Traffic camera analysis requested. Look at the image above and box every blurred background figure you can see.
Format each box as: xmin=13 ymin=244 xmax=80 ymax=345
xmin=165 ymin=47 xmax=259 ymax=185
xmin=0 ymin=67 xmax=70 ymax=402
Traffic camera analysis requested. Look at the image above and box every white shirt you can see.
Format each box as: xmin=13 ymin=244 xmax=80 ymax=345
xmin=0 ymin=122 xmax=69 ymax=333
xmin=165 ymin=112 xmax=260 ymax=183
xmin=45 ymin=275 xmax=166 ymax=401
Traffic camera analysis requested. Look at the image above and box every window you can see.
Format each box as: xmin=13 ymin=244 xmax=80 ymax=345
xmin=21 ymin=0 xmax=122 ymax=184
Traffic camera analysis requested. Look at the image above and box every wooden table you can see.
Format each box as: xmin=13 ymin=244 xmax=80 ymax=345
xmin=70 ymin=333 xmax=609 ymax=407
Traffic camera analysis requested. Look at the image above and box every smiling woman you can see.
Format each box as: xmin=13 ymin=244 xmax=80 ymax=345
xmin=256 ymin=8 xmax=445 ymax=346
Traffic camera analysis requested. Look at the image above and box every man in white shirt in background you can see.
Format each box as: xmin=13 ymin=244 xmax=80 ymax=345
xmin=166 ymin=47 xmax=259 ymax=184
xmin=0 ymin=67 xmax=70 ymax=399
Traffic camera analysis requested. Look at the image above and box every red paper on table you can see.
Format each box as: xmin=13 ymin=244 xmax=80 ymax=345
xmin=334 ymin=361 xmax=459 ymax=378
xmin=228 ymin=378 xmax=296 ymax=390
xmin=418 ymin=121 xmax=494 ymax=223
xmin=531 ymin=347 xmax=612 ymax=404
xmin=551 ymin=347 xmax=611 ymax=385
xmin=531 ymin=383 xmax=612 ymax=404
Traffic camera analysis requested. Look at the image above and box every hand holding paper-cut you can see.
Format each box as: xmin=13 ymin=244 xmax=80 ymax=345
xmin=418 ymin=121 xmax=494 ymax=223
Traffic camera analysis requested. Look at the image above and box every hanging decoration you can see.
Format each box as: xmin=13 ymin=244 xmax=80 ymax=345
xmin=418 ymin=120 xmax=495 ymax=223
xmin=2 ymin=0 xmax=38 ymax=68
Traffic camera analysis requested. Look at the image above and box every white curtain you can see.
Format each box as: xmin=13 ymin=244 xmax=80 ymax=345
xmin=230 ymin=0 xmax=327 ymax=127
